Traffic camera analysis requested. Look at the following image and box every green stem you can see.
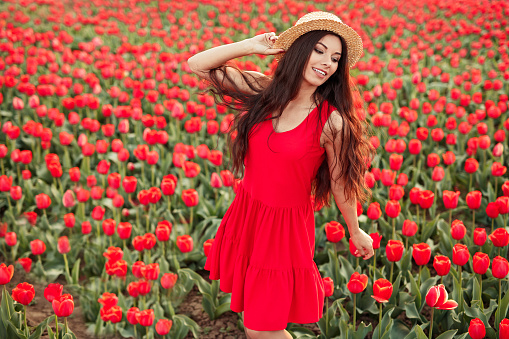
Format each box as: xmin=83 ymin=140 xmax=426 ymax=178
xmin=429 ymin=307 xmax=434 ymax=339
xmin=65 ymin=317 xmax=68 ymax=334
xmin=55 ymin=315 xmax=58 ymax=338
xmin=63 ymin=253 xmax=71 ymax=282
xmin=479 ymin=274 xmax=483 ymax=310
xmin=379 ymin=302 xmax=382 ymax=339
xmin=24 ymin=305 xmax=28 ymax=337
xmin=353 ymin=293 xmax=357 ymax=331
xmin=458 ymin=265 xmax=463 ymax=313
xmin=390 ymin=261 xmax=394 ymax=285
xmin=392 ymin=218 xmax=396 ymax=239
xmin=325 ymin=297 xmax=329 ymax=338
xmin=418 ymin=265 xmax=422 ymax=288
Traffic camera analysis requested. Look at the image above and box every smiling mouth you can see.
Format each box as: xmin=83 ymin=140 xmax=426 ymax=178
xmin=312 ymin=67 xmax=327 ymax=76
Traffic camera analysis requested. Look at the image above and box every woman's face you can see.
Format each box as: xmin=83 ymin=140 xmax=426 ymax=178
xmin=301 ymin=34 xmax=342 ymax=88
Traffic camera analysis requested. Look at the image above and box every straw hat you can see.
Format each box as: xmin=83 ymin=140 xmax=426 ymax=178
xmin=273 ymin=11 xmax=363 ymax=68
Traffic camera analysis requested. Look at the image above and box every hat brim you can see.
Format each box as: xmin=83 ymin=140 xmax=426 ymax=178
xmin=273 ymin=19 xmax=363 ymax=68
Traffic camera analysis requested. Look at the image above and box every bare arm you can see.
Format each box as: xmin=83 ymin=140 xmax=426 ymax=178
xmin=187 ymin=33 xmax=285 ymax=94
xmin=323 ymin=110 xmax=374 ymax=260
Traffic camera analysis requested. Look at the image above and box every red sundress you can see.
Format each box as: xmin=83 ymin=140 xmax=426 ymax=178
xmin=204 ymin=100 xmax=336 ymax=331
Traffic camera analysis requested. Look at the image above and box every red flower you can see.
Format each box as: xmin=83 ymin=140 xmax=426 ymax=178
xmin=17 ymin=258 xmax=32 ymax=273
xmin=0 ymin=263 xmax=14 ymax=285
xmin=442 ymin=190 xmax=460 ymax=209
xmin=122 ymin=176 xmax=137 ymax=193
xmin=425 ymin=284 xmax=457 ymax=310
xmin=486 ymin=202 xmax=499 ymax=219
xmin=489 ymin=228 xmax=509 ymax=247
xmin=491 ymin=162 xmax=507 ymax=176
xmin=117 ymin=222 xmax=132 ymax=240
xmin=466 ymin=191 xmax=482 ymax=210
xmin=409 ymin=187 xmax=421 ymax=205
xmin=500 ymin=319 xmax=509 ymax=339
xmin=370 ymin=233 xmax=382 ymax=249
xmin=324 ymin=221 xmax=345 ymax=243
xmin=136 ymin=309 xmax=155 ymax=327
xmin=126 ymin=307 xmax=140 ymax=325
xmin=12 ymin=282 xmax=35 ymax=305
xmin=98 ymin=292 xmax=118 ymax=308
xmin=347 ymin=272 xmax=368 ymax=294
xmin=367 ymin=202 xmax=382 ymax=220
xmin=103 ymin=247 xmax=124 ymax=262
xmin=497 ymin=196 xmax=509 ymax=214
xmin=155 ymin=221 xmax=172 ymax=241
xmin=161 ymin=273 xmax=178 ymax=290
xmin=30 ymin=239 xmax=46 ymax=256
xmin=418 ymin=190 xmax=434 ymax=209
xmin=464 ymin=158 xmax=479 ymax=173
xmin=386 ymin=240 xmax=404 ymax=262
xmin=389 ymin=185 xmax=404 ymax=201
xmin=176 ymin=235 xmax=194 ymax=253
xmin=472 ymin=252 xmax=490 ymax=275
xmin=44 ymin=283 xmax=63 ymax=303
xmin=181 ymin=189 xmax=199 ymax=207
xmin=473 ymin=228 xmax=487 ymax=246
xmin=492 ymin=256 xmax=509 ymax=279
xmin=35 ymin=193 xmax=51 ymax=209
xmin=433 ymin=255 xmax=451 ymax=276
xmin=452 ymin=244 xmax=470 ymax=266
xmin=52 ymin=294 xmax=74 ymax=317
xmin=402 ymin=220 xmax=418 ymax=237
xmin=323 ymin=277 xmax=334 ymax=297
xmin=156 ymin=319 xmax=173 ymax=336
xmin=371 ymin=278 xmax=393 ymax=303
xmin=450 ymin=220 xmax=466 ymax=240
xmin=100 ymin=305 xmax=122 ymax=323
xmin=389 ymin=154 xmax=403 ymax=171
xmin=385 ymin=200 xmax=401 ymax=218
xmin=57 ymin=236 xmax=70 ymax=254
xmin=412 ymin=243 xmax=431 ymax=266
xmin=468 ymin=318 xmax=486 ymax=339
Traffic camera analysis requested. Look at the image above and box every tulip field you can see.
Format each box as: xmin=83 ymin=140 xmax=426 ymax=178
xmin=1 ymin=0 xmax=509 ymax=338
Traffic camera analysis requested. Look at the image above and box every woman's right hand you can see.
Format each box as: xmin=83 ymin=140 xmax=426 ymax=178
xmin=245 ymin=32 xmax=286 ymax=55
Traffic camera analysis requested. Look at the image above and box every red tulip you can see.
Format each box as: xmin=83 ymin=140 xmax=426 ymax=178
xmin=5 ymin=232 xmax=17 ymax=246
xmin=500 ymin=318 xmax=509 ymax=338
xmin=425 ymin=284 xmax=457 ymax=310
xmin=102 ymin=219 xmax=116 ymax=236
xmin=30 ymin=239 xmax=46 ymax=256
xmin=323 ymin=277 xmax=334 ymax=297
xmin=371 ymin=278 xmax=393 ymax=303
xmin=472 ymin=252 xmax=490 ymax=275
xmin=122 ymin=176 xmax=137 ymax=193
xmin=402 ymin=220 xmax=418 ymax=237
xmin=12 ymin=282 xmax=35 ymax=305
xmin=35 ymin=193 xmax=51 ymax=209
xmin=156 ymin=319 xmax=173 ymax=336
xmin=418 ymin=190 xmax=434 ymax=209
xmin=385 ymin=200 xmax=401 ymax=218
xmin=52 ymin=294 xmax=74 ymax=317
xmin=370 ymin=233 xmax=382 ymax=249
xmin=176 ymin=235 xmax=194 ymax=253
xmin=347 ymin=272 xmax=368 ymax=294
xmin=155 ymin=221 xmax=172 ymax=242
xmin=386 ymin=240 xmax=404 ymax=262
xmin=367 ymin=202 xmax=382 ymax=220
xmin=450 ymin=220 xmax=467 ymax=240
xmin=126 ymin=307 xmax=140 ymax=325
xmin=91 ymin=206 xmax=105 ymax=220
xmin=57 ymin=236 xmax=70 ymax=254
xmin=489 ymin=228 xmax=509 ymax=247
xmin=468 ymin=318 xmax=486 ymax=339
xmin=433 ymin=255 xmax=451 ymax=276
xmin=117 ymin=222 xmax=132 ymax=240
xmin=442 ymin=190 xmax=460 ymax=209
xmin=161 ymin=273 xmax=178 ymax=290
xmin=136 ymin=309 xmax=155 ymax=327
xmin=412 ymin=243 xmax=431 ymax=266
xmin=497 ymin=196 xmax=509 ymax=214
xmin=181 ymin=189 xmax=199 ymax=207
xmin=324 ymin=221 xmax=345 ymax=243
xmin=98 ymin=292 xmax=118 ymax=308
xmin=473 ymin=228 xmax=487 ymax=246
xmin=143 ymin=263 xmax=160 ymax=280
xmin=491 ymin=162 xmax=507 ymax=176
xmin=486 ymin=202 xmax=500 ymax=219
xmin=409 ymin=187 xmax=421 ymax=205
xmin=466 ymin=191 xmax=482 ymax=209
xmin=0 ymin=263 xmax=14 ymax=285
xmin=17 ymin=258 xmax=32 ymax=273
xmin=389 ymin=154 xmax=403 ymax=171
xmin=452 ymin=244 xmax=470 ymax=266
xmin=100 ymin=305 xmax=122 ymax=323
xmin=492 ymin=256 xmax=509 ymax=279
xmin=44 ymin=283 xmax=63 ymax=303
xmin=389 ymin=185 xmax=404 ymax=201
xmin=103 ymin=247 xmax=124 ymax=262
xmin=464 ymin=158 xmax=479 ymax=173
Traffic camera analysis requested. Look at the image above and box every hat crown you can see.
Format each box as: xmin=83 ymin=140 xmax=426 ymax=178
xmin=295 ymin=11 xmax=343 ymax=26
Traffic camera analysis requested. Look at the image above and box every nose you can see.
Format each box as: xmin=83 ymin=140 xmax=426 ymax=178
xmin=322 ymin=56 xmax=331 ymax=67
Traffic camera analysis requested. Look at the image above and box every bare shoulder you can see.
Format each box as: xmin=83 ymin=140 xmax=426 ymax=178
xmin=320 ymin=110 xmax=344 ymax=147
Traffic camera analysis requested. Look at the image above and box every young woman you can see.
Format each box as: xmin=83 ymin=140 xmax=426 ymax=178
xmin=188 ymin=11 xmax=376 ymax=339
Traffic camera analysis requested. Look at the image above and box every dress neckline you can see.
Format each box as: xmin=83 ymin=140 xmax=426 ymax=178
xmin=270 ymin=105 xmax=319 ymax=134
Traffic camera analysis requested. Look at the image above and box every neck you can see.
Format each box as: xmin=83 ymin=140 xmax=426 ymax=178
xmin=293 ymin=83 xmax=318 ymax=107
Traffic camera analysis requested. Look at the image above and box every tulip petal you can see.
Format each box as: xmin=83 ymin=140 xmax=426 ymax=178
xmin=437 ymin=300 xmax=458 ymax=310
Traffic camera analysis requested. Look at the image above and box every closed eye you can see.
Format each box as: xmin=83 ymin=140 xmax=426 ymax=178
xmin=314 ymin=48 xmax=340 ymax=63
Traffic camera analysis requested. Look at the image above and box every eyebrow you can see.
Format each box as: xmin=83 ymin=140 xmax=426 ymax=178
xmin=317 ymin=42 xmax=341 ymax=55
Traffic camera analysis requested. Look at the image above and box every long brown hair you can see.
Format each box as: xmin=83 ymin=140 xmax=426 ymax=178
xmin=204 ymin=30 xmax=375 ymax=207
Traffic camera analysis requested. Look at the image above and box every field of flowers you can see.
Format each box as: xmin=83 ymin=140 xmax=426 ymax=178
xmin=0 ymin=0 xmax=508 ymax=338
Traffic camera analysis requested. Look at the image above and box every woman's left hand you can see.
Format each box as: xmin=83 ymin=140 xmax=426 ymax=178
xmin=350 ymin=229 xmax=374 ymax=260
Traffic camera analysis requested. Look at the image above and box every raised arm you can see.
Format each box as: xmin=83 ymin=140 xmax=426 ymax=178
xmin=187 ymin=33 xmax=285 ymax=95
xmin=323 ymin=110 xmax=374 ymax=260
